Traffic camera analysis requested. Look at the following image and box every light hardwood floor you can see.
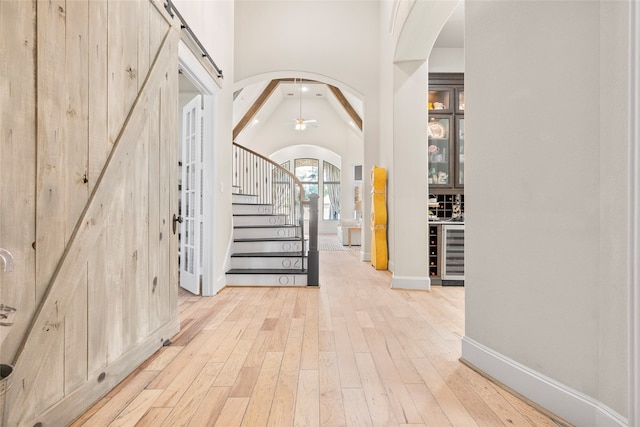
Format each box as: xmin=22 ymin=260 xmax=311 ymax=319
xmin=71 ymin=249 xmax=561 ymax=427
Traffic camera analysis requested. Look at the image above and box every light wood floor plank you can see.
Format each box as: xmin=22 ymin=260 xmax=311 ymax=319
xmin=342 ymin=388 xmax=373 ymax=427
xmin=213 ymin=397 xmax=250 ymax=427
xmin=143 ymin=346 xmax=184 ymax=371
xmin=411 ymin=357 xmax=479 ymax=426
xmin=318 ymin=351 xmax=346 ymax=427
xmin=243 ymin=330 xmax=273 ymax=368
xmin=293 ymin=369 xmax=320 ymax=427
xmin=355 ymin=352 xmax=399 ymax=427
xmin=135 ymin=407 xmax=172 ymax=427
xmin=267 ymin=321 xmax=303 ymax=427
xmin=108 ymin=389 xmax=163 ymax=427
xmin=300 ymin=291 xmax=320 ymax=370
xmin=161 ymin=361 xmax=225 ymax=427
xmin=213 ymin=339 xmax=254 ymax=386
xmin=77 ymin=250 xmax=561 ymax=427
xmin=362 ymin=327 xmax=423 ymax=424
xmin=79 ymin=370 xmax=157 ymax=425
xmin=332 ymin=315 xmax=362 ymax=388
xmin=187 ymin=386 xmax=230 ymax=427
xmin=406 ymin=383 xmax=453 ymax=427
xmin=241 ymin=351 xmax=283 ymax=427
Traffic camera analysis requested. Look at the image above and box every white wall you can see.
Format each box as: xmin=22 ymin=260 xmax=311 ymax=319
xmin=597 ymin=0 xmax=630 ymax=415
xmin=234 ymin=0 xmax=380 ymax=263
xmin=173 ymin=0 xmax=235 ymax=294
xmin=463 ymin=0 xmax=629 ymax=422
xmin=429 ymin=48 xmax=464 ymax=72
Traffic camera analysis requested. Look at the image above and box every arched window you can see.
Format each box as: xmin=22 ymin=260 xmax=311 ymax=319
xmin=323 ymin=161 xmax=341 ymax=220
xmin=294 ymin=158 xmax=319 ymax=201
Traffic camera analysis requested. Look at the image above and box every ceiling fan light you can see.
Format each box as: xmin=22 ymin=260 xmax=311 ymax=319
xmin=295 ymin=122 xmax=306 ymax=131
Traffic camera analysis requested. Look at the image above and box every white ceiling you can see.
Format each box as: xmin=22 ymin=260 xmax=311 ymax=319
xmin=234 ymin=80 xmax=364 ymax=141
xmin=434 ymin=1 xmax=464 ymax=49
xmin=232 ymin=2 xmax=464 ymax=141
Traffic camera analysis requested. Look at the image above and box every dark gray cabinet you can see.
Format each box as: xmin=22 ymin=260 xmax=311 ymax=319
xmin=428 ymin=73 xmax=464 ymax=190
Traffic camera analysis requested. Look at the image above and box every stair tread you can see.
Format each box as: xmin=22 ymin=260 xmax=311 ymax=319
xmin=231 ymin=252 xmax=305 ymax=257
xmin=232 ymin=202 xmax=271 ymax=206
xmin=232 ymin=192 xmax=258 ymax=196
xmin=234 ymin=237 xmax=302 ymax=242
xmin=233 ymin=213 xmax=288 ymax=217
xmin=226 ymin=268 xmax=308 ymax=274
xmin=234 ymin=225 xmax=298 ymax=229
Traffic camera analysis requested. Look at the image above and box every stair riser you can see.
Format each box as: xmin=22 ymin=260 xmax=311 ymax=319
xmin=230 ymin=257 xmax=307 ymax=270
xmin=233 ymin=204 xmax=273 ymax=215
xmin=232 ymin=240 xmax=304 ymax=254
xmin=232 ymin=194 xmax=259 ymax=204
xmin=233 ymin=215 xmax=288 ymax=226
xmin=225 ymin=273 xmax=308 ymax=286
xmin=234 ymin=227 xmax=300 ymax=239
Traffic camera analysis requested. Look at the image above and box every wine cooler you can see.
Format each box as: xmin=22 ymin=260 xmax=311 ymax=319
xmin=442 ymin=224 xmax=464 ymax=284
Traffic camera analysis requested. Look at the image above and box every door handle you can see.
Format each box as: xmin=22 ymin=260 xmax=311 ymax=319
xmin=172 ymin=214 xmax=183 ymax=235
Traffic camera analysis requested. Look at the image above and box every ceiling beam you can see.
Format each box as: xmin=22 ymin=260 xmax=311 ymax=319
xmin=233 ymin=78 xmax=363 ymax=140
xmin=327 ymin=85 xmax=363 ymax=131
xmin=233 ymin=79 xmax=280 ymax=141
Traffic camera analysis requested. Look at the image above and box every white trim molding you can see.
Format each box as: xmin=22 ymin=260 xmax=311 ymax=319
xmin=178 ymin=41 xmax=219 ymax=297
xmin=391 ymin=274 xmax=430 ymax=290
xmin=629 ymin=0 xmax=640 ymax=424
xmin=461 ymin=337 xmax=627 ymax=427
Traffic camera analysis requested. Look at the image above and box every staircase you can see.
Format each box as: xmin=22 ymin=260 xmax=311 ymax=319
xmin=226 ymin=144 xmax=309 ymax=286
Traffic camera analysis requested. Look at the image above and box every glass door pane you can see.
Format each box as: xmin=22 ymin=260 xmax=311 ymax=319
xmin=428 ymin=117 xmax=450 ymax=186
xmin=457 ymin=89 xmax=465 ymax=113
xmin=428 ymin=89 xmax=452 ymax=112
xmin=457 ymin=117 xmax=464 ymax=186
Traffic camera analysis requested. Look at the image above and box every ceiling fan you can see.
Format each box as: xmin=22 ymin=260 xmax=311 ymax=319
xmin=293 ymin=79 xmax=317 ymax=130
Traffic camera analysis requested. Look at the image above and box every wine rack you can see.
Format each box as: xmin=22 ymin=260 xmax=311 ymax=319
xmin=429 ymin=225 xmax=439 ymax=280
xmin=429 ymin=193 xmax=464 ymax=220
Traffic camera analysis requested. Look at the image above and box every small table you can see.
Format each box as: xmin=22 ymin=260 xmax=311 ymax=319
xmin=348 ymin=227 xmax=361 ymax=247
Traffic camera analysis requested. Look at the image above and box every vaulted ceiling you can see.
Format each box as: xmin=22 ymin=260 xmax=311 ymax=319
xmin=232 ymin=79 xmax=363 ymax=141
xmin=231 ymin=2 xmax=463 ymax=143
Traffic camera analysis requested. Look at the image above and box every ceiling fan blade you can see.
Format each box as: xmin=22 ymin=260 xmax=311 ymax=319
xmin=303 ymin=119 xmax=317 ymax=123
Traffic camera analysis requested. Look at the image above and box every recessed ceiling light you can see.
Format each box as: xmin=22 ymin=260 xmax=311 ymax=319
xmin=286 ymin=92 xmax=294 ymax=96
xmin=301 ymin=86 xmax=309 ymax=92
xmin=316 ymin=93 xmax=323 ymax=97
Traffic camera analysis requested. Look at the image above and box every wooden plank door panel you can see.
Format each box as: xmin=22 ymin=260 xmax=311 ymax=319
xmin=4 ymin=1 xmax=181 ymax=424
xmin=0 ymin=0 xmax=37 ymax=365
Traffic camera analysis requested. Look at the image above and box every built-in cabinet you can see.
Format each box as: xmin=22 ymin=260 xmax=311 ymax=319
xmin=429 ymin=223 xmax=465 ymax=286
xmin=428 ymin=73 xmax=464 ymax=286
xmin=428 ymin=73 xmax=464 ymax=189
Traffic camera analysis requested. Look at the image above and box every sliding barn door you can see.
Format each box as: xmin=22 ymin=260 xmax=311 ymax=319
xmin=1 ymin=1 xmax=181 ymax=425
xmin=180 ymin=95 xmax=203 ymax=295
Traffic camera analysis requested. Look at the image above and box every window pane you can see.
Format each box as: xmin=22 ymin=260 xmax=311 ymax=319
xmin=323 ymin=161 xmax=340 ymax=183
xmin=323 ymin=183 xmax=341 ymax=220
xmin=295 ymin=158 xmax=319 ymax=183
xmin=302 ymin=183 xmax=318 ymax=201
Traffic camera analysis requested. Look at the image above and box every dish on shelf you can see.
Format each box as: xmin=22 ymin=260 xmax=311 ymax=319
xmin=428 ymin=121 xmax=445 ymax=138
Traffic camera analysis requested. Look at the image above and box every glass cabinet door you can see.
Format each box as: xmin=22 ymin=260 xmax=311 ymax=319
xmin=457 ymin=117 xmax=464 ymax=187
xmin=428 ymin=117 xmax=450 ymax=186
xmin=428 ymin=89 xmax=453 ymax=112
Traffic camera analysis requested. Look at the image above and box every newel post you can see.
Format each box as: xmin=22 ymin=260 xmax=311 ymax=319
xmin=307 ymin=194 xmax=319 ymax=286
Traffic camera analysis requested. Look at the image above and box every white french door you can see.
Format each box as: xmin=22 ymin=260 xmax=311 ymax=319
xmin=179 ymin=95 xmax=203 ymax=294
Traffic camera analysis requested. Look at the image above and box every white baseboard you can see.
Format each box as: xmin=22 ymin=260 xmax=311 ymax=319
xmin=461 ymin=336 xmax=627 ymax=427
xmin=391 ymin=274 xmax=430 ymax=290
xmin=360 ymin=250 xmax=370 ymax=262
